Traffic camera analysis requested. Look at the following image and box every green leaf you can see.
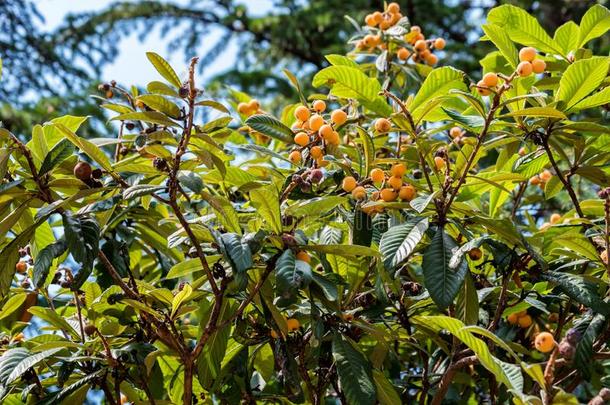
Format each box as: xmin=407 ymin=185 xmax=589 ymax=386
xmin=28 ymin=307 xmax=80 ymax=338
xmin=38 ymin=139 xmax=75 ymax=177
xmin=372 ymin=370 xmax=401 ymax=405
xmin=0 ymin=224 xmax=38 ymax=299
xmin=332 ymin=334 xmax=376 ymax=405
xmin=146 ymin=52 xmax=182 ymax=88
xmin=38 ymin=370 xmax=103 ymax=405
xmin=553 ymin=22 xmax=580 ymax=55
xmin=422 ymin=228 xmax=468 ymax=309
xmin=219 ymin=233 xmax=253 ymax=273
xmin=556 ymin=57 xmax=610 ymax=111
xmin=571 ymin=86 xmax=610 ymax=111
xmin=171 ymin=283 xmax=192 ymax=318
xmin=456 ymin=273 xmax=480 ymax=325
xmin=302 ymin=244 xmax=380 ymax=257
xmin=111 ymin=111 xmax=180 ymax=127
xmin=5 ymin=348 xmax=63 ymax=385
xmin=574 ymin=314 xmax=606 ymax=379
xmin=250 ymin=185 xmax=282 ymax=234
xmin=0 ymin=348 xmax=29 ymax=385
xmin=501 ymin=107 xmax=566 ymax=119
xmin=353 ymin=207 xmax=373 ymax=247
xmin=53 ymin=123 xmax=113 ymax=172
xmin=196 ymin=99 xmax=230 ymax=114
xmin=487 ymin=5 xmax=563 ymax=55
xmin=356 ymin=126 xmax=375 ymax=177
xmin=412 ymin=316 xmax=520 ymax=391
xmin=136 ymin=95 xmax=181 ymax=118
xmin=481 ymin=24 xmax=519 ymax=69
xmin=379 ymin=217 xmax=428 ymax=270
xmin=62 ymin=212 xmax=100 ymax=288
xmin=275 ymin=249 xmax=312 ymax=305
xmin=147 ymin=80 xmax=179 ymax=97
xmin=285 ymin=196 xmax=347 ymax=218
xmin=201 ymin=192 xmax=242 ymax=235
xmin=541 ymin=271 xmax=610 ymax=316
xmin=245 ymin=114 xmax=294 ymax=143
xmin=577 ymin=4 xmax=610 ymax=48
xmin=197 ymin=301 xmax=234 ymax=388
xmin=0 ymin=293 xmax=27 ymax=321
xmin=312 ymin=65 xmax=392 ymax=116
xmin=123 ymin=184 xmax=165 ymax=200
xmin=33 ymin=239 xmax=67 ymax=288
xmin=410 ymin=67 xmax=467 ymax=122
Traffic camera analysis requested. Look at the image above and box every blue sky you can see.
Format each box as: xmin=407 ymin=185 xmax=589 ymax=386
xmin=35 ymin=0 xmax=274 ymax=86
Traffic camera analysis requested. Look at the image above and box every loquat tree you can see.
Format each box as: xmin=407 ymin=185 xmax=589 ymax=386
xmin=0 ymin=2 xmax=610 ymax=405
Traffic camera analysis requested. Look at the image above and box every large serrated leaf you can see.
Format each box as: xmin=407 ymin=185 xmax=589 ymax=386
xmin=245 ymin=114 xmax=294 ymax=143
xmin=577 ymin=4 xmax=610 ymax=48
xmin=541 ymin=271 xmax=610 ymax=315
xmin=422 ymin=228 xmax=468 ymax=309
xmin=481 ymin=24 xmax=519 ymax=69
xmin=556 ymin=57 xmax=610 ymax=111
xmin=250 ymin=185 xmax=282 ymax=234
xmin=332 ymin=334 xmax=376 ymax=405
xmin=136 ymin=94 xmax=181 ymax=118
xmin=312 ymin=65 xmax=392 ymax=116
xmin=146 ymin=52 xmax=182 ymax=88
xmin=62 ymin=212 xmax=100 ymax=288
xmin=379 ymin=217 xmax=428 ymax=270
xmin=38 ymin=139 xmax=75 ymax=177
xmin=5 ymin=348 xmax=63 ymax=385
xmin=573 ymin=314 xmax=606 ymax=379
xmin=487 ymin=5 xmax=564 ymax=55
xmin=410 ymin=67 xmax=467 ymax=122
xmin=219 ymin=233 xmax=252 ymax=274
xmin=275 ymin=249 xmax=312 ymax=306
xmin=33 ymin=239 xmax=66 ymax=288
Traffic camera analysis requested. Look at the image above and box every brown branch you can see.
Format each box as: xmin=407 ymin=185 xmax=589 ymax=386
xmin=541 ymin=132 xmax=584 ymax=218
xmin=430 ymin=355 xmax=478 ymax=405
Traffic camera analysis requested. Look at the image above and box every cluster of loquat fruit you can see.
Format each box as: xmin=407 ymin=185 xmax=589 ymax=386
xmin=289 ymin=100 xmax=347 ymax=166
xmin=529 ymin=169 xmax=553 ymax=189
xmin=236 ymin=99 xmax=261 ymax=117
xmin=357 ymin=2 xmax=445 ymax=66
xmin=475 ymin=47 xmax=546 ymax=96
xmin=341 ymin=163 xmax=417 ymax=214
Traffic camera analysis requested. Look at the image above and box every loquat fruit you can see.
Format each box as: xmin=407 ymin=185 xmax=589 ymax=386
xmin=289 ymin=151 xmax=302 ymax=164
xmin=414 ymin=39 xmax=427 ymax=51
xmin=482 ymin=72 xmax=499 ymax=87
xmin=294 ymin=132 xmax=309 ymax=146
xmin=319 ymin=124 xmax=334 ymax=139
xmin=410 ymin=26 xmax=421 ymax=34
xmin=286 ymin=318 xmax=301 ymax=331
xmin=434 ymin=38 xmax=446 ymax=50
xmin=326 ymin=131 xmax=341 ymax=145
xmin=387 ymin=176 xmax=403 ymax=190
xmin=331 ymin=109 xmax=348 ymax=126
xmin=237 ymin=102 xmax=250 ymax=114
xmin=507 ymin=313 xmax=519 ymax=325
xmin=270 ymin=330 xmax=279 ymax=339
xmin=352 ymin=186 xmax=367 ymax=200
xmin=380 ymin=188 xmax=397 ymax=202
xmin=391 ymin=164 xmax=406 ymax=178
xmin=601 ymin=249 xmax=608 ymax=264
xmin=434 ymin=156 xmax=446 ymax=170
xmin=342 ymin=176 xmax=357 ymax=192
xmin=399 ymin=185 xmax=416 ymax=201
xmin=296 ymin=251 xmax=311 ymax=263
xmin=550 ymin=213 xmax=561 ymax=224
xmin=248 ymin=99 xmax=260 ymax=112
xmin=365 ymin=14 xmax=377 ymax=27
xmin=476 ymin=80 xmax=492 ymax=96
xmin=294 ymin=105 xmax=310 ymax=122
xmin=374 ymin=118 xmax=392 ymax=132
xmin=532 ymin=59 xmax=546 ymax=74
xmin=309 ymin=114 xmax=325 ymax=132
xmin=313 ymin=100 xmax=326 ymax=113
xmin=372 ymin=11 xmax=383 ymax=24
xmin=519 ymin=47 xmax=537 ymax=62
xmin=534 ymin=332 xmax=556 ymax=353
xmin=74 ymin=161 xmax=92 ymax=181
xmin=449 ymin=126 xmax=462 ymax=138
xmin=539 ymin=169 xmax=552 ymax=182
xmin=310 ymin=146 xmax=323 ymax=159
xmin=517 ymin=61 xmax=533 ymax=77
xmin=518 ymin=314 xmax=533 ymax=328
xmin=15 ymin=261 xmax=27 ymax=274
xmin=387 ymin=2 xmax=400 ymax=14
xmin=370 ymin=168 xmax=385 ymax=183
xmin=425 ymin=53 xmax=438 ymax=66
xmin=397 ymin=47 xmax=410 ymax=61
xmin=529 ymin=175 xmax=541 ymax=186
